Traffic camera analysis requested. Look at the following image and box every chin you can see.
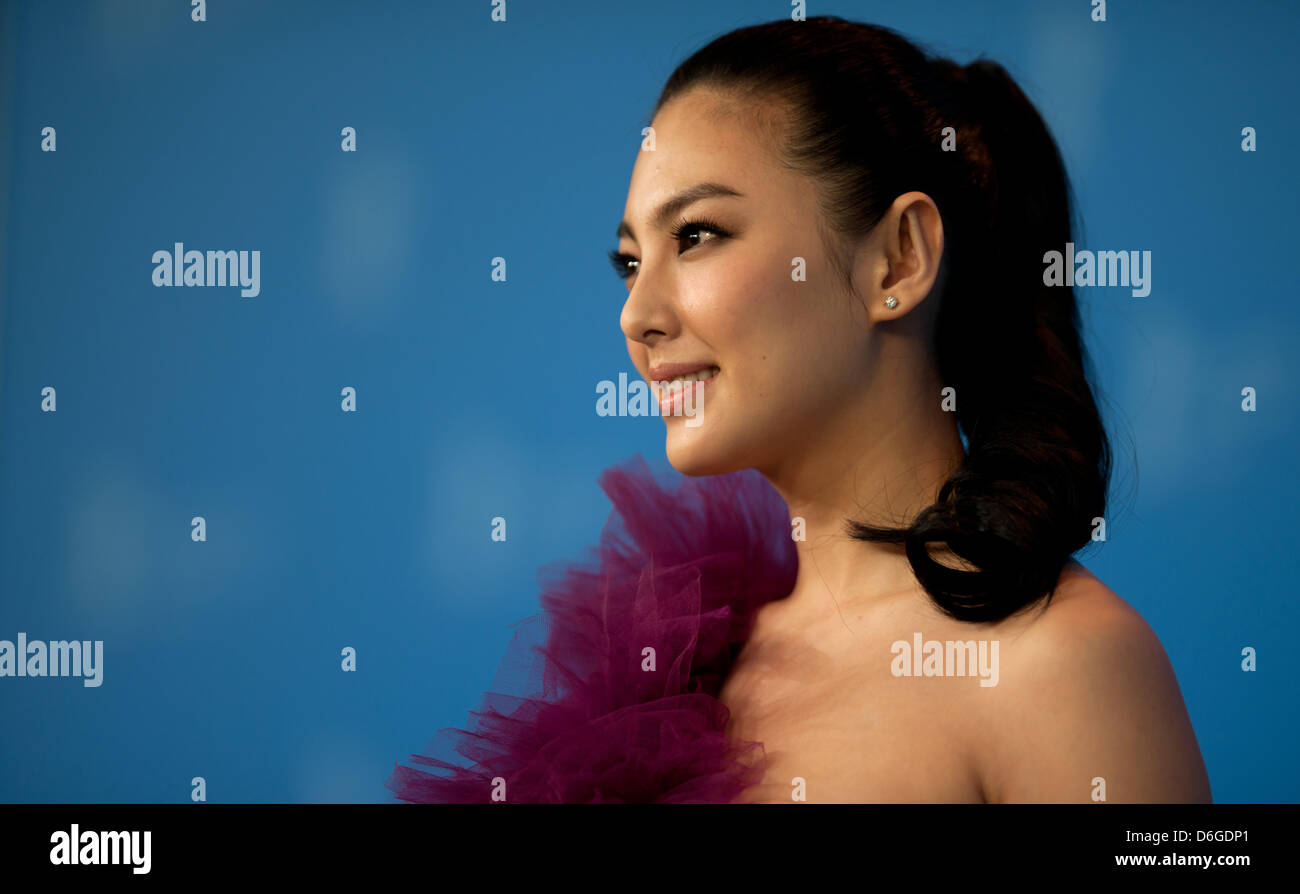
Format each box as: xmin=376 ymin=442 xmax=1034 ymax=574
xmin=663 ymin=422 xmax=749 ymax=478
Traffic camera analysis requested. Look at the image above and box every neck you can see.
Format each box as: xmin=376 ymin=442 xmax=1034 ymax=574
xmin=759 ymin=346 xmax=966 ymax=618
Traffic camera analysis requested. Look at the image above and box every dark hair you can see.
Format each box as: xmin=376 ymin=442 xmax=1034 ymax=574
xmin=653 ymin=17 xmax=1113 ymax=623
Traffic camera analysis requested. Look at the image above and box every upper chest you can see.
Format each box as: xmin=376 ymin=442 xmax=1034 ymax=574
xmin=715 ymin=599 xmax=995 ymax=803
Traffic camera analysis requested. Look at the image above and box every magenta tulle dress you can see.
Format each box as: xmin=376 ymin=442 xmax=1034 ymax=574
xmin=386 ymin=455 xmax=798 ymax=803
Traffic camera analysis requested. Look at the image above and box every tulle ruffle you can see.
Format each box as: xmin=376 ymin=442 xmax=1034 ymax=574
xmin=387 ymin=455 xmax=798 ymax=803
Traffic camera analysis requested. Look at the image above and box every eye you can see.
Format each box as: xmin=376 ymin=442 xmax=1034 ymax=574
xmin=607 ymin=248 xmax=639 ymax=280
xmin=669 ymin=217 xmax=729 ymax=253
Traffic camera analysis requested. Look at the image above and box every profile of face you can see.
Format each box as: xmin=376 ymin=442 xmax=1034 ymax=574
xmin=615 ymin=88 xmax=895 ymax=479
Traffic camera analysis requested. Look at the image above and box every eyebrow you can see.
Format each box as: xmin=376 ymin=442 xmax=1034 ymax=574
xmin=616 ymin=182 xmax=744 ymax=242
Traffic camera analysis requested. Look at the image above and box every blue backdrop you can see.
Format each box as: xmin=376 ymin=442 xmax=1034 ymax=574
xmin=0 ymin=0 xmax=1295 ymax=803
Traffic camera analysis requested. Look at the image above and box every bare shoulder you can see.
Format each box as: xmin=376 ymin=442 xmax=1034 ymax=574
xmin=1014 ymin=560 xmax=1162 ymax=658
xmin=973 ymin=560 xmax=1212 ymax=803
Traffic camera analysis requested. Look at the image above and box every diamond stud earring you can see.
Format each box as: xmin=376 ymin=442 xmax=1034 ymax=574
xmin=884 ymin=295 xmax=898 ymax=309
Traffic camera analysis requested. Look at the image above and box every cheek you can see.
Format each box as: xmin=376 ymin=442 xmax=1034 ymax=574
xmin=707 ymin=255 xmax=865 ymax=408
xmin=681 ymin=257 xmax=818 ymax=411
xmin=679 ymin=251 xmax=797 ymax=348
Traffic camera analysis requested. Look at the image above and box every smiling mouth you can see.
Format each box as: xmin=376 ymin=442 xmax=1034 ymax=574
xmin=654 ymin=365 xmax=720 ymax=399
xmin=653 ymin=366 xmax=720 ymax=417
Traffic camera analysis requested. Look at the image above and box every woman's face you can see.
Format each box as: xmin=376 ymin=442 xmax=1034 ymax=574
xmin=616 ymin=88 xmax=879 ymax=478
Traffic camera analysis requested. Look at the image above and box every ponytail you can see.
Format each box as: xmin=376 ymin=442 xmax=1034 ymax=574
xmin=855 ymin=56 xmax=1112 ymax=621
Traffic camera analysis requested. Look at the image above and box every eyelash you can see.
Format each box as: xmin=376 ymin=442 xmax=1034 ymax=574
xmin=607 ymin=216 xmax=730 ymax=280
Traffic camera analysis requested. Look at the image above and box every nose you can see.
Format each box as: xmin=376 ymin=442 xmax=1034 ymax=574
xmin=618 ymin=266 xmax=678 ymax=348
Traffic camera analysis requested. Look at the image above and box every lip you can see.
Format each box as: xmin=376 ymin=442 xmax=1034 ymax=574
xmin=647 ymin=362 xmax=720 ymax=417
xmin=648 ymin=361 xmax=717 ymax=381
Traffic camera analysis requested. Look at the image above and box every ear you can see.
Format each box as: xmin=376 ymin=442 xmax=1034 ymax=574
xmin=858 ymin=191 xmax=945 ymax=324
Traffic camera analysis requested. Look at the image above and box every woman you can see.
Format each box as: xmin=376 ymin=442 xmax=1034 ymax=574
xmin=388 ymin=16 xmax=1211 ymax=803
